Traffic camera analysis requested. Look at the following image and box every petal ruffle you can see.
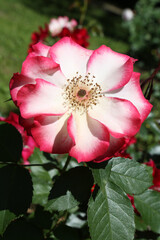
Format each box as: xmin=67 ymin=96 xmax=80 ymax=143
xmin=106 ymin=72 xmax=153 ymax=122
xmin=10 ymin=73 xmax=34 ymax=103
xmin=68 ymin=112 xmax=110 ymax=162
xmin=49 ymin=37 xmax=93 ymax=79
xmin=31 ymin=113 xmax=73 ymax=153
xmin=21 ymin=55 xmax=59 ymax=82
xmin=89 ymin=96 xmax=141 ymax=138
xmin=93 ymin=135 xmax=126 ymax=162
xmin=30 ymin=42 xmax=51 ymax=57
xmin=17 ymin=78 xmax=67 ymax=118
xmin=87 ymin=45 xmax=133 ymax=92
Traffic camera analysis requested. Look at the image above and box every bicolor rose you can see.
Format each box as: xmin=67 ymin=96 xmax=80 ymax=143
xmin=0 ymin=112 xmax=37 ymax=164
xmin=10 ymin=37 xmax=152 ymax=162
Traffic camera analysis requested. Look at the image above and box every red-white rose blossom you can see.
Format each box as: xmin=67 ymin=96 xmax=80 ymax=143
xmin=10 ymin=37 xmax=152 ymax=163
xmin=0 ymin=112 xmax=37 ymax=164
xmin=48 ymin=16 xmax=77 ymax=37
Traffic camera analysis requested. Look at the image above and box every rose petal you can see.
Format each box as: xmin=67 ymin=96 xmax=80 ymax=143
xmin=17 ymin=78 xmax=67 ymax=118
xmin=106 ymin=72 xmax=153 ymax=122
xmin=10 ymin=73 xmax=34 ymax=103
xmin=21 ymin=55 xmax=59 ymax=83
xmin=30 ymin=42 xmax=51 ymax=57
xmin=68 ymin=112 xmax=110 ymax=162
xmin=89 ymin=96 xmax=141 ymax=138
xmin=49 ymin=37 xmax=93 ymax=79
xmin=87 ymin=45 xmax=133 ymax=92
xmin=31 ymin=113 xmax=73 ymax=153
xmin=93 ymin=135 xmax=126 ymax=162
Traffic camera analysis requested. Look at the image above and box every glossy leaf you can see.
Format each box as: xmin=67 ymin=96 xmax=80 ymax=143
xmin=88 ymin=165 xmax=135 ymax=240
xmin=0 ymin=165 xmax=33 ymax=215
xmin=134 ymin=189 xmax=160 ymax=234
xmin=88 ymin=181 xmax=135 ymax=240
xmin=0 ymin=123 xmax=23 ymax=163
xmin=109 ymin=158 xmax=153 ymax=194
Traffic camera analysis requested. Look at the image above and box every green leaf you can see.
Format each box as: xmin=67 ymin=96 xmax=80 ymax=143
xmin=46 ymin=191 xmax=79 ymax=212
xmin=29 ymin=148 xmax=55 ymax=206
xmin=0 ymin=123 xmax=23 ymax=163
xmin=29 ymin=148 xmax=56 ymax=181
xmin=88 ymin=180 xmax=135 ymax=240
xmin=49 ymin=166 xmax=94 ymax=204
xmin=0 ymin=165 xmax=33 ymax=215
xmin=134 ymin=215 xmax=147 ymax=231
xmin=134 ymin=189 xmax=160 ymax=234
xmin=3 ymin=218 xmax=43 ymax=240
xmin=0 ymin=210 xmax=16 ymax=235
xmin=109 ymin=158 xmax=153 ymax=194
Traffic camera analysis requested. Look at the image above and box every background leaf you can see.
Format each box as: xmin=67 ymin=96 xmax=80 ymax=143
xmin=29 ymin=148 xmax=55 ymax=206
xmin=134 ymin=189 xmax=160 ymax=234
xmin=0 ymin=165 xmax=33 ymax=215
xmin=134 ymin=215 xmax=148 ymax=232
xmin=109 ymin=158 xmax=153 ymax=194
xmin=46 ymin=191 xmax=79 ymax=212
xmin=0 ymin=123 xmax=23 ymax=163
xmin=0 ymin=210 xmax=16 ymax=236
xmin=3 ymin=218 xmax=43 ymax=240
xmin=49 ymin=166 xmax=94 ymax=205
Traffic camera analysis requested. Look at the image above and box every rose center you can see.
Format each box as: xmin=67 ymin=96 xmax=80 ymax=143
xmin=62 ymin=72 xmax=103 ymax=113
xmin=77 ymin=89 xmax=86 ymax=98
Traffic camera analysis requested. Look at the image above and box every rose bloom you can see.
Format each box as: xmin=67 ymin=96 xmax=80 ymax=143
xmin=48 ymin=16 xmax=77 ymax=37
xmin=0 ymin=112 xmax=37 ymax=164
xmin=10 ymin=37 xmax=152 ymax=163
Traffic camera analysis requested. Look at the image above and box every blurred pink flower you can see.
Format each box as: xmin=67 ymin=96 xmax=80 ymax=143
xmin=10 ymin=37 xmax=152 ymax=162
xmin=48 ymin=16 xmax=77 ymax=37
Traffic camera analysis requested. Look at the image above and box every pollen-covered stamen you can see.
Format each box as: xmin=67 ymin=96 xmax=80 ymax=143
xmin=62 ymin=72 xmax=103 ymax=113
xmin=77 ymin=89 xmax=86 ymax=98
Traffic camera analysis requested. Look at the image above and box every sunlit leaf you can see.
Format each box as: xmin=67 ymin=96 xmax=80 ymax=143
xmin=109 ymin=158 xmax=153 ymax=194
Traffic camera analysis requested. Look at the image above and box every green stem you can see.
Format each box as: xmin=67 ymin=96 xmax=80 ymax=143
xmin=0 ymin=161 xmax=62 ymax=172
xmin=80 ymin=0 xmax=89 ymax=26
xmin=62 ymin=155 xmax=72 ymax=173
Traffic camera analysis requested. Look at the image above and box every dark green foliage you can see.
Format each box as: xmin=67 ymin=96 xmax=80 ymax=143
xmin=123 ymin=0 xmax=160 ymax=68
xmin=0 ymin=123 xmax=23 ymax=163
xmin=0 ymin=165 xmax=33 ymax=215
xmin=3 ymin=218 xmax=43 ymax=240
xmin=49 ymin=166 xmax=94 ymax=204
